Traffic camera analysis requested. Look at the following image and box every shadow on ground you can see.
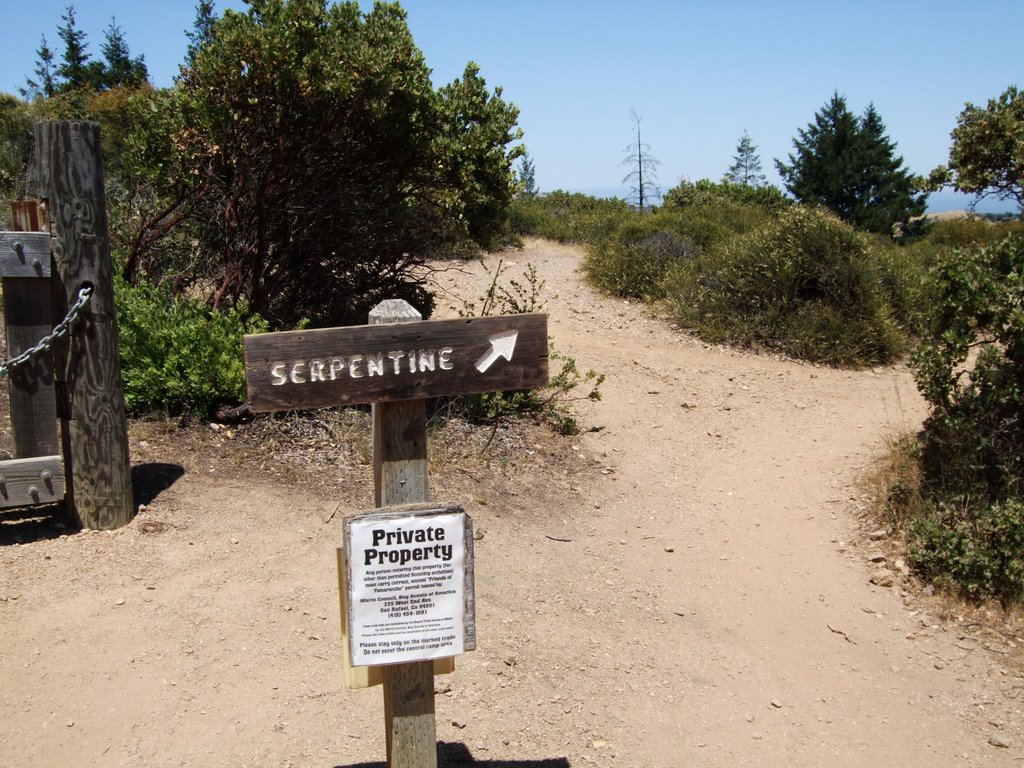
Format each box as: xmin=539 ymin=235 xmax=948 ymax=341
xmin=336 ymin=741 xmax=571 ymax=767
xmin=132 ymin=462 xmax=185 ymax=507
xmin=0 ymin=463 xmax=184 ymax=545
xmin=0 ymin=502 xmax=65 ymax=545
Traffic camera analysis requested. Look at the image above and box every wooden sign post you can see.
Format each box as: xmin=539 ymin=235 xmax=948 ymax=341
xmin=244 ymin=300 xmax=547 ymax=767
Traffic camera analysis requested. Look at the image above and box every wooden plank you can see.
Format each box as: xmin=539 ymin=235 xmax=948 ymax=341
xmin=0 ymin=232 xmax=52 ymax=278
xmin=368 ymin=301 xmax=452 ymax=671
xmin=3 ymin=204 xmax=59 ymax=459
xmin=0 ymin=455 xmax=65 ymax=509
xmin=370 ymin=300 xmax=438 ymax=768
xmin=2 ymin=277 xmax=60 ymax=458
xmin=10 ymin=201 xmax=49 ymax=233
xmin=35 ymin=121 xmax=133 ymax=530
xmin=245 ymin=312 xmax=548 ymax=412
xmin=384 ymin=661 xmax=437 ymax=768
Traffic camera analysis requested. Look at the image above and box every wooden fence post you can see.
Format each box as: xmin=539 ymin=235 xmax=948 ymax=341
xmin=369 ymin=299 xmax=438 ymax=768
xmin=35 ymin=121 xmax=133 ymax=530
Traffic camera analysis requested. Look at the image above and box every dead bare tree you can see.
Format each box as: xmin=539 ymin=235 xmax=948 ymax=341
xmin=621 ymin=110 xmax=661 ymax=211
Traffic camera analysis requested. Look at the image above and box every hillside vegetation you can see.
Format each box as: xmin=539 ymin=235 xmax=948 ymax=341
xmin=2 ymin=2 xmax=1024 ymax=604
xmin=512 ymin=184 xmax=1024 ymax=603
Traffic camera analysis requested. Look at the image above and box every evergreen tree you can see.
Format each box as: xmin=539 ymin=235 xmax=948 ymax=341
xmin=723 ymin=131 xmax=767 ymax=187
xmin=21 ymin=35 xmax=57 ymax=98
xmin=518 ymin=152 xmax=537 ymax=196
xmin=100 ymin=18 xmax=148 ymax=89
xmin=776 ymin=93 xmax=925 ymax=233
xmin=55 ymin=6 xmax=100 ymax=91
xmin=185 ymin=1 xmax=217 ymax=68
xmin=852 ymin=104 xmax=924 ymax=232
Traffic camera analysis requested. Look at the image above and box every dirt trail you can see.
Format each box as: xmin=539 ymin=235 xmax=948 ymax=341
xmin=1 ymin=238 xmax=1022 ymax=767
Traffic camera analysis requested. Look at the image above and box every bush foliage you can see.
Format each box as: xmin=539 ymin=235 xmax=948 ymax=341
xmin=510 ymin=191 xmax=630 ymax=244
xmin=116 ymin=277 xmax=267 ymax=418
xmin=662 ymin=206 xmax=906 ymax=366
xmin=130 ymin=0 xmax=523 ymax=329
xmin=569 ymin=181 xmax=789 ymax=301
xmin=912 ymin=235 xmax=1024 ymax=502
xmin=909 ymin=499 xmax=1024 ymax=603
xmin=865 ymin=234 xmax=1024 ymax=604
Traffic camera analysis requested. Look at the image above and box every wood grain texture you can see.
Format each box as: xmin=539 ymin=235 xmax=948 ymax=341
xmin=0 ymin=233 xmax=51 ymax=278
xmin=3 ymin=206 xmax=59 ymax=461
xmin=245 ymin=312 xmax=548 ymax=412
xmin=371 ymin=300 xmax=438 ymax=768
xmin=462 ymin=514 xmax=476 ymax=651
xmin=384 ymin=661 xmax=437 ymax=768
xmin=35 ymin=121 xmax=133 ymax=530
xmin=2 ymin=277 xmax=59 ymax=458
xmin=0 ymin=455 xmax=64 ymax=509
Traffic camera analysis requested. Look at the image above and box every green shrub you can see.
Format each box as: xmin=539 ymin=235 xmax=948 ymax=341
xmin=581 ymin=211 xmax=695 ymax=299
xmin=867 ymin=237 xmax=932 ymax=337
xmin=661 ymin=179 xmax=788 ymax=249
xmin=509 ymin=191 xmax=631 ymax=244
xmin=662 ymin=206 xmax=906 ymax=366
xmin=579 ymin=181 xmax=789 ymax=302
xmin=116 ymin=277 xmax=267 ymax=417
xmin=912 ymin=235 xmax=1024 ymax=502
xmin=662 ymin=178 xmax=790 ymax=212
xmin=909 ymin=499 xmax=1024 ymax=603
xmin=882 ymin=234 xmax=1024 ymax=604
xmin=920 ymin=216 xmax=1024 ymax=250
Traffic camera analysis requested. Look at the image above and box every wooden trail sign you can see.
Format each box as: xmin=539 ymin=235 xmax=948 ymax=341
xmin=244 ymin=312 xmax=548 ymax=412
xmin=241 ymin=299 xmax=549 ymax=768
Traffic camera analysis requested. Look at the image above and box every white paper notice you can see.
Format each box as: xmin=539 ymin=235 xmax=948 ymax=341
xmin=348 ymin=512 xmax=466 ymax=666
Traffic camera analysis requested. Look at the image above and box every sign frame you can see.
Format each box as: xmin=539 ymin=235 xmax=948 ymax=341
xmin=339 ymin=503 xmax=475 ymax=678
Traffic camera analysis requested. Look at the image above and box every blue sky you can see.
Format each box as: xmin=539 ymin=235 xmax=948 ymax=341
xmin=1 ymin=0 xmax=1021 ymax=212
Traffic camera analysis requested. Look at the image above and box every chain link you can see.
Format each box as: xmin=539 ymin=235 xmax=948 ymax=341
xmin=0 ymin=285 xmax=94 ymax=379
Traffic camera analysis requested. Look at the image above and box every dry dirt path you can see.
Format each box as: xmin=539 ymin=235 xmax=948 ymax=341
xmin=429 ymin=239 xmax=1023 ymax=767
xmin=1 ymin=238 xmax=1022 ymax=767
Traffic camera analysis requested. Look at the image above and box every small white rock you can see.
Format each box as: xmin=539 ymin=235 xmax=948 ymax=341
xmin=989 ymin=733 xmax=1011 ymax=748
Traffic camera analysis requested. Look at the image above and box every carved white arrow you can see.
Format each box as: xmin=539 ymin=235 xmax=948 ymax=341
xmin=475 ymin=329 xmax=519 ymax=373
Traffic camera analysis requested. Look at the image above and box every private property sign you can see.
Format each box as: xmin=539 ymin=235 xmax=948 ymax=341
xmin=340 ymin=503 xmax=476 ymax=667
xmin=244 ymin=313 xmax=548 ymax=411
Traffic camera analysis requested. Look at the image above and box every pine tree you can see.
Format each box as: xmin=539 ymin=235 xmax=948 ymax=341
xmin=776 ymin=93 xmax=925 ymax=233
xmin=852 ymin=104 xmax=924 ymax=232
xmin=185 ymin=1 xmax=217 ymax=68
xmin=55 ymin=6 xmax=99 ymax=91
xmin=21 ymin=35 xmax=57 ymax=98
xmin=518 ymin=152 xmax=537 ymax=196
xmin=622 ymin=111 xmax=660 ymax=211
xmin=723 ymin=131 xmax=767 ymax=188
xmin=100 ymin=18 xmax=148 ymax=89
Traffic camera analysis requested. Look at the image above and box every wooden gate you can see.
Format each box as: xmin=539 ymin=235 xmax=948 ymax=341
xmin=0 ymin=121 xmax=133 ymax=530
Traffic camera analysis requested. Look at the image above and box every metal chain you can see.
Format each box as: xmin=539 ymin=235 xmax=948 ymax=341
xmin=0 ymin=285 xmax=94 ymax=379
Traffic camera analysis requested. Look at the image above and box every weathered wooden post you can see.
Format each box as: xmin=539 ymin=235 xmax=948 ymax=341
xmin=244 ymin=303 xmax=547 ymax=766
xmin=35 ymin=121 xmax=133 ymax=530
xmin=369 ymin=299 xmax=438 ymax=767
